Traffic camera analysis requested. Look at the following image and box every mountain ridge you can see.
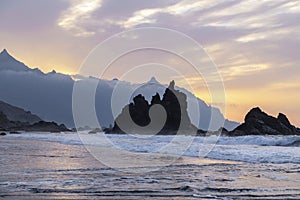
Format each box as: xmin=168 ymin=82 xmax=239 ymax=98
xmin=0 ymin=49 xmax=36 ymax=72
xmin=0 ymin=48 xmax=239 ymax=130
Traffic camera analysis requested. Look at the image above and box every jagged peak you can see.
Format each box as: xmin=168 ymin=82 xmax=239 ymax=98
xmin=277 ymin=113 xmax=291 ymax=126
xmin=247 ymin=107 xmax=264 ymax=116
xmin=48 ymin=70 xmax=57 ymax=74
xmin=168 ymin=80 xmax=175 ymax=90
xmin=152 ymin=92 xmax=160 ymax=98
xmin=245 ymin=107 xmax=265 ymax=121
xmin=0 ymin=48 xmax=32 ymax=72
xmin=151 ymin=92 xmax=161 ymax=105
xmin=133 ymin=94 xmax=148 ymax=105
xmin=0 ymin=48 xmax=14 ymax=59
xmin=0 ymin=49 xmax=20 ymax=63
xmin=250 ymin=107 xmax=262 ymax=112
xmin=147 ymin=77 xmax=160 ymax=84
xmin=1 ymin=49 xmax=8 ymax=54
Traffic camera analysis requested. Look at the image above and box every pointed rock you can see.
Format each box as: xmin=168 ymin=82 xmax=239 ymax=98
xmin=151 ymin=93 xmax=161 ymax=105
xmin=277 ymin=113 xmax=291 ymax=127
xmin=168 ymin=80 xmax=175 ymax=90
xmin=109 ymin=80 xmax=196 ymax=135
xmin=245 ymin=107 xmax=263 ymax=119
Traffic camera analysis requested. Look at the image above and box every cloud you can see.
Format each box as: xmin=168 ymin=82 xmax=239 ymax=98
xmin=220 ymin=63 xmax=270 ymax=80
xmin=2 ymin=0 xmax=300 ymax=126
xmin=203 ymin=0 xmax=263 ymax=18
xmin=7 ymin=0 xmax=298 ymax=86
xmin=235 ymin=24 xmax=300 ymax=43
xmin=280 ymin=1 xmax=300 ymax=13
xmin=177 ymin=62 xmax=270 ymax=87
xmin=121 ymin=0 xmax=222 ymax=29
xmin=57 ymin=0 xmax=103 ymax=36
xmin=122 ymin=8 xmax=160 ymax=29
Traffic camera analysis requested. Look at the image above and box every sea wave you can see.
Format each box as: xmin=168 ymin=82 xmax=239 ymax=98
xmin=6 ymin=132 xmax=300 ymax=164
xmin=216 ymin=135 xmax=300 ymax=147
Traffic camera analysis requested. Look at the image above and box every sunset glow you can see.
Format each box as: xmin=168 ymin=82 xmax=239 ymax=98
xmin=1 ymin=0 xmax=299 ymax=126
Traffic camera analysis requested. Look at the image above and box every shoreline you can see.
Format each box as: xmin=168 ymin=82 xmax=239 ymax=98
xmin=1 ymin=136 xmax=299 ymax=199
xmin=3 ymin=132 xmax=300 ymax=164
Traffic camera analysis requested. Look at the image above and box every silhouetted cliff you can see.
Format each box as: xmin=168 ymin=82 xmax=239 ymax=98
xmin=229 ymin=107 xmax=300 ymax=136
xmin=0 ymin=101 xmax=70 ymax=132
xmin=108 ymin=81 xmax=197 ymax=135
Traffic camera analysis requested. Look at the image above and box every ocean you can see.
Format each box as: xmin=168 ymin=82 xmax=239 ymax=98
xmin=0 ymin=132 xmax=299 ymax=199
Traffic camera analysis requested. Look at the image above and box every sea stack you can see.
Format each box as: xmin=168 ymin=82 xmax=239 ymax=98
xmin=107 ymin=80 xmax=197 ymax=135
xmin=229 ymin=107 xmax=300 ymax=136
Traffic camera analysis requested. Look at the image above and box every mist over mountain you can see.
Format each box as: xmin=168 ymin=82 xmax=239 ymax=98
xmin=0 ymin=49 xmax=239 ymax=130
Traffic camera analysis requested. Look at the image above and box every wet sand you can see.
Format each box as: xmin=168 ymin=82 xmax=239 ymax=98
xmin=0 ymin=137 xmax=299 ymax=199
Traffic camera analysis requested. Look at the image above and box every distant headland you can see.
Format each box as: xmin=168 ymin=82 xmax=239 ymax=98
xmin=0 ymin=101 xmax=70 ymax=134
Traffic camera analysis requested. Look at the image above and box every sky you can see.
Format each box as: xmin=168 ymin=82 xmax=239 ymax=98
xmin=0 ymin=0 xmax=300 ymax=126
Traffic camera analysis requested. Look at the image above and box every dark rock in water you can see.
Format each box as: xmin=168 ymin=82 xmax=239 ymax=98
xmin=88 ymin=128 xmax=102 ymax=134
xmin=0 ymin=132 xmax=6 ymax=136
xmin=197 ymin=127 xmax=228 ymax=137
xmin=24 ymin=121 xmax=70 ymax=132
xmin=220 ymin=127 xmax=229 ymax=135
xmin=75 ymin=126 xmax=93 ymax=131
xmin=107 ymin=80 xmax=197 ymax=135
xmin=9 ymin=131 xmax=20 ymax=134
xmin=213 ymin=127 xmax=229 ymax=136
xmin=230 ymin=107 xmax=300 ymax=136
xmin=196 ymin=129 xmax=207 ymax=136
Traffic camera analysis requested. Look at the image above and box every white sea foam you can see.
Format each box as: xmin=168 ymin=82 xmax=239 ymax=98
xmin=7 ymin=132 xmax=300 ymax=164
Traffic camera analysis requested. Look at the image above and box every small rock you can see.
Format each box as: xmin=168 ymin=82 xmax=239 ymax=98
xmin=9 ymin=131 xmax=20 ymax=134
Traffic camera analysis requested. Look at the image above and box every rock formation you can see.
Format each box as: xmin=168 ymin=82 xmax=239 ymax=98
xmin=229 ymin=107 xmax=300 ymax=136
xmin=0 ymin=101 xmax=70 ymax=132
xmin=23 ymin=121 xmax=69 ymax=132
xmin=107 ymin=81 xmax=197 ymax=135
xmin=0 ymin=100 xmax=41 ymax=124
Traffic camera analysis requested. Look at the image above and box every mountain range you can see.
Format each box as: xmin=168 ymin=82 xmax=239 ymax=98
xmin=0 ymin=49 xmax=239 ymax=130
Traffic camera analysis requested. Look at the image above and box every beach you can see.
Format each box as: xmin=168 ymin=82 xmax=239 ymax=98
xmin=0 ymin=133 xmax=299 ymax=199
